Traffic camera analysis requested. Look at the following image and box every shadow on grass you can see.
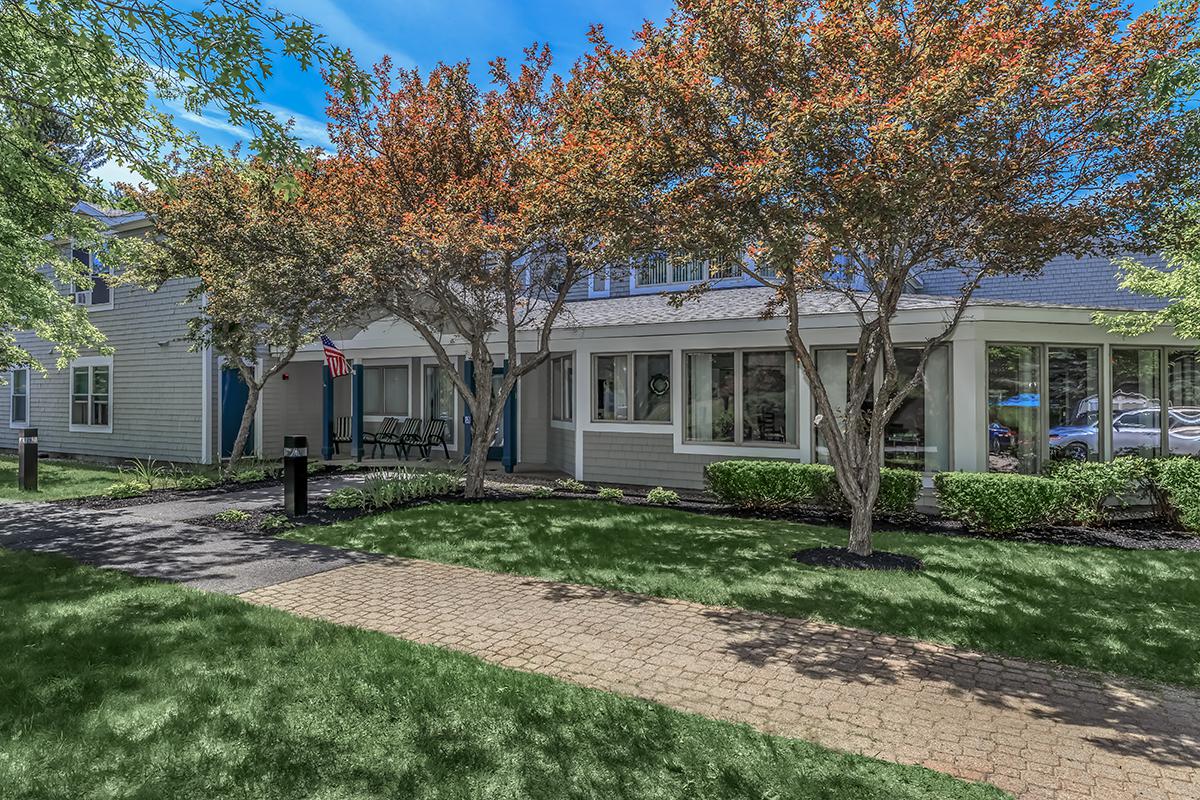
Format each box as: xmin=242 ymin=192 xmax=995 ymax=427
xmin=0 ymin=549 xmax=1004 ymax=800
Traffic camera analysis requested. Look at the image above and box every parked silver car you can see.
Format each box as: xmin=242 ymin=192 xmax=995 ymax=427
xmin=1049 ymin=406 xmax=1200 ymax=459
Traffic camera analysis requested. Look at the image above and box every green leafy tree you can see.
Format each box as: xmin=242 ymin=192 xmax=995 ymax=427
xmin=118 ymin=155 xmax=363 ymax=473
xmin=0 ymin=0 xmax=367 ymax=372
xmin=1098 ymin=204 xmax=1200 ymax=342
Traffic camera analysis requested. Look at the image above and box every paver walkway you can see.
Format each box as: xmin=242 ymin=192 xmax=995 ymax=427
xmin=243 ymin=558 xmax=1200 ymax=800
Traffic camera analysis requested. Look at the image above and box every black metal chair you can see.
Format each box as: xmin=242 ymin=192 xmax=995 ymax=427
xmin=397 ymin=417 xmax=425 ymax=460
xmin=419 ymin=418 xmax=451 ymax=460
xmin=330 ymin=416 xmax=352 ymax=455
xmin=363 ymin=416 xmax=402 ymax=459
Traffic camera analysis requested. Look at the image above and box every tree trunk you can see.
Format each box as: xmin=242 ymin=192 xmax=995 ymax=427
xmin=225 ymin=383 xmax=260 ymax=477
xmin=462 ymin=422 xmax=493 ymax=498
xmin=847 ymin=500 xmax=874 ymax=557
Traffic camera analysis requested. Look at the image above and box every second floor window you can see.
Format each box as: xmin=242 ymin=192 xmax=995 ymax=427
xmin=634 ymin=253 xmax=740 ymax=288
xmin=71 ymin=249 xmax=112 ymax=307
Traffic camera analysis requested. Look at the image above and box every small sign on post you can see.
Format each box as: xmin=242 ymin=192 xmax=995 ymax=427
xmin=283 ymin=435 xmax=308 ymax=517
xmin=17 ymin=428 xmax=37 ymax=492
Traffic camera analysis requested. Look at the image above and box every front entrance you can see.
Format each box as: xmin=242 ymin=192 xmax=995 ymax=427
xmin=488 ymin=368 xmax=505 ymax=460
xmin=465 ymin=360 xmax=517 ymax=471
xmin=220 ymin=367 xmax=255 ymax=458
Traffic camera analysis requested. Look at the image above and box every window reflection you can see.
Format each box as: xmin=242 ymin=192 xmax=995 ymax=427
xmin=686 ymin=352 xmax=735 ymax=441
xmin=886 ymin=347 xmax=950 ymax=472
xmin=1111 ymin=348 xmax=1161 ymax=457
xmin=1167 ymin=350 xmax=1200 ymax=457
xmin=1047 ymin=347 xmax=1100 ymax=462
xmin=987 ymin=345 xmax=1041 ymax=473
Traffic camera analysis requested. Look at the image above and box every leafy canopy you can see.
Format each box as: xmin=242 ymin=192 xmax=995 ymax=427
xmin=0 ymin=0 xmax=368 ymax=372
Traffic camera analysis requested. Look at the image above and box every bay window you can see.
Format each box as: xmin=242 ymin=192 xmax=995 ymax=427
xmin=593 ymin=353 xmax=671 ymax=422
xmin=551 ymin=355 xmax=573 ymax=422
xmin=685 ymin=349 xmax=792 ymax=445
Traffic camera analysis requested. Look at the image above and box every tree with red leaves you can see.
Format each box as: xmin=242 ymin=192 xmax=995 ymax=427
xmin=310 ymin=47 xmax=608 ymax=496
xmin=580 ymin=0 xmax=1200 ymax=556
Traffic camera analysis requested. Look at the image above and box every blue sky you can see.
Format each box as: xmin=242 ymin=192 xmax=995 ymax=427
xmin=95 ymin=0 xmax=1164 ymax=185
xmin=96 ymin=0 xmax=673 ymax=184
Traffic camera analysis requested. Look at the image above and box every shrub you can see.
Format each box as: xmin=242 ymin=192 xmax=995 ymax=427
xmin=1046 ymin=458 xmax=1141 ymax=525
xmin=527 ymin=485 xmax=554 ymax=498
xmin=259 ymin=513 xmax=292 ymax=532
xmin=176 ymin=473 xmax=217 ymax=491
xmin=231 ymin=467 xmax=269 ymax=484
xmin=554 ymin=477 xmax=588 ymax=493
xmin=307 ymin=460 xmax=326 ymax=476
xmin=596 ymin=486 xmax=624 ymax=500
xmin=704 ymin=460 xmax=921 ymax=515
xmin=646 ymin=486 xmax=680 ymax=506
xmin=325 ymin=487 xmax=366 ymax=509
xmin=105 ymin=480 xmax=149 ymax=499
xmin=361 ymin=468 xmax=461 ymax=511
xmin=119 ymin=457 xmax=164 ymax=490
xmin=705 ymin=461 xmax=830 ymax=508
xmin=214 ymin=509 xmax=250 ymax=523
xmin=1153 ymin=457 xmax=1200 ymax=532
xmin=934 ymin=472 xmax=1070 ymax=533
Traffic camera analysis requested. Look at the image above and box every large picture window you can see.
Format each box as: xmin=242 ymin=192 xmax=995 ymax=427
xmin=9 ymin=368 xmax=28 ymax=426
xmin=686 ymin=350 xmax=792 ymax=445
xmin=70 ymin=361 xmax=110 ymax=430
xmin=363 ymin=365 xmax=408 ymax=417
xmin=551 ymin=355 xmax=573 ymax=422
xmin=593 ymin=353 xmax=671 ymax=422
xmin=816 ymin=347 xmax=949 ymax=471
xmin=1167 ymin=350 xmax=1200 ymax=457
xmin=1111 ymin=347 xmax=1161 ymax=458
xmin=987 ymin=345 xmax=1040 ymax=473
xmin=1048 ymin=347 xmax=1101 ymax=462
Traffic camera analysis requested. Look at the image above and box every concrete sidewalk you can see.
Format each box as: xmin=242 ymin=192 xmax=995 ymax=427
xmin=0 ymin=478 xmax=373 ymax=593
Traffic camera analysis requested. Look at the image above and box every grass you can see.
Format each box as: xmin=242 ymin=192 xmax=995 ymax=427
xmin=0 ymin=456 xmax=121 ymax=500
xmin=283 ymin=499 xmax=1200 ymax=688
xmin=0 ymin=549 xmax=1005 ymax=800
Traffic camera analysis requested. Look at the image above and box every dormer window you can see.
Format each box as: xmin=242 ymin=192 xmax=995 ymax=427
xmin=71 ymin=249 xmax=112 ymax=309
xmin=631 ymin=253 xmax=742 ymax=292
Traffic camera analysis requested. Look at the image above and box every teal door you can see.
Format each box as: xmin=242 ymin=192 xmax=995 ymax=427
xmin=220 ymin=367 xmax=254 ymax=458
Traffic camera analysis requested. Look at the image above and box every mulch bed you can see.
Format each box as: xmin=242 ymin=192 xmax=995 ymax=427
xmin=792 ymin=547 xmax=924 ymax=571
xmin=50 ymin=476 xmax=286 ymax=510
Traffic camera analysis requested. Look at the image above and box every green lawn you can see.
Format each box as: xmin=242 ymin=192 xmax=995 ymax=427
xmin=0 ymin=549 xmax=1004 ymax=800
xmin=283 ymin=499 xmax=1200 ymax=688
xmin=0 ymin=456 xmax=120 ymax=500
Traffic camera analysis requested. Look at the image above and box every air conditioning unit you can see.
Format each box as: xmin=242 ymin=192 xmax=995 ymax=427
xmin=73 ymin=290 xmax=92 ymax=305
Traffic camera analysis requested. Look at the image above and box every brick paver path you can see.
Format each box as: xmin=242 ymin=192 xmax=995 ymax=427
xmin=242 ymin=558 xmax=1199 ymax=800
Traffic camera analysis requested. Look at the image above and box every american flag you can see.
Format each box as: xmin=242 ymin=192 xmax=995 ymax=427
xmin=321 ymin=335 xmax=351 ymax=378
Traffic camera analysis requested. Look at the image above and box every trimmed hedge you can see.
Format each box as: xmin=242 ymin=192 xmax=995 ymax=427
xmin=703 ymin=460 xmax=921 ymax=515
xmin=934 ymin=472 xmax=1070 ymax=533
xmin=1045 ymin=457 xmax=1141 ymax=525
xmin=1153 ymin=457 xmax=1200 ymax=532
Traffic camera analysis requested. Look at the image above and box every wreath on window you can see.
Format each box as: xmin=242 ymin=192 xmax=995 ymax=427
xmin=648 ymin=372 xmax=670 ymax=396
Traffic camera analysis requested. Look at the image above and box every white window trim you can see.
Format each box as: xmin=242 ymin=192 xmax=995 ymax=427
xmin=68 ymin=355 xmax=113 ymax=433
xmin=682 ymin=347 xmax=799 ymax=448
xmin=591 ymin=351 xmax=674 ymax=425
xmin=9 ymin=367 xmax=29 ymax=428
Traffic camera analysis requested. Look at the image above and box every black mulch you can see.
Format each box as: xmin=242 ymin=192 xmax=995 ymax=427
xmin=50 ymin=476 xmax=285 ymax=510
xmin=792 ymin=547 xmax=924 ymax=571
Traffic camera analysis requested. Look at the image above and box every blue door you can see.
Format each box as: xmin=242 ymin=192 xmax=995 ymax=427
xmin=220 ymin=367 xmax=255 ymax=458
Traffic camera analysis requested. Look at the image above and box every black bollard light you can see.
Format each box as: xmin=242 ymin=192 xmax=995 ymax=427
xmin=17 ymin=428 xmax=37 ymax=491
xmin=283 ymin=435 xmax=308 ymax=517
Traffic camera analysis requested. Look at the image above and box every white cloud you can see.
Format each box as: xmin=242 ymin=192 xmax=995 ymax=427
xmin=262 ymin=102 xmax=333 ymax=150
xmin=278 ymin=0 xmax=410 ymax=67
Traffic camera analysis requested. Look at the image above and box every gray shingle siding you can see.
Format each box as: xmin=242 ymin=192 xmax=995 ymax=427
xmin=915 ymin=253 xmax=1169 ymax=310
xmin=582 ymin=431 xmax=725 ymax=489
xmin=547 ymin=426 xmax=574 ymax=473
xmin=0 ymin=278 xmax=207 ymax=463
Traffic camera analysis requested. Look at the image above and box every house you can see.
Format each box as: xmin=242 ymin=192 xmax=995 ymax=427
xmin=4 ymin=220 xmax=1197 ymax=489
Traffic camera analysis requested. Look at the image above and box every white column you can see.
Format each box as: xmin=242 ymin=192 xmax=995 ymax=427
xmin=573 ymin=344 xmax=589 ymax=479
